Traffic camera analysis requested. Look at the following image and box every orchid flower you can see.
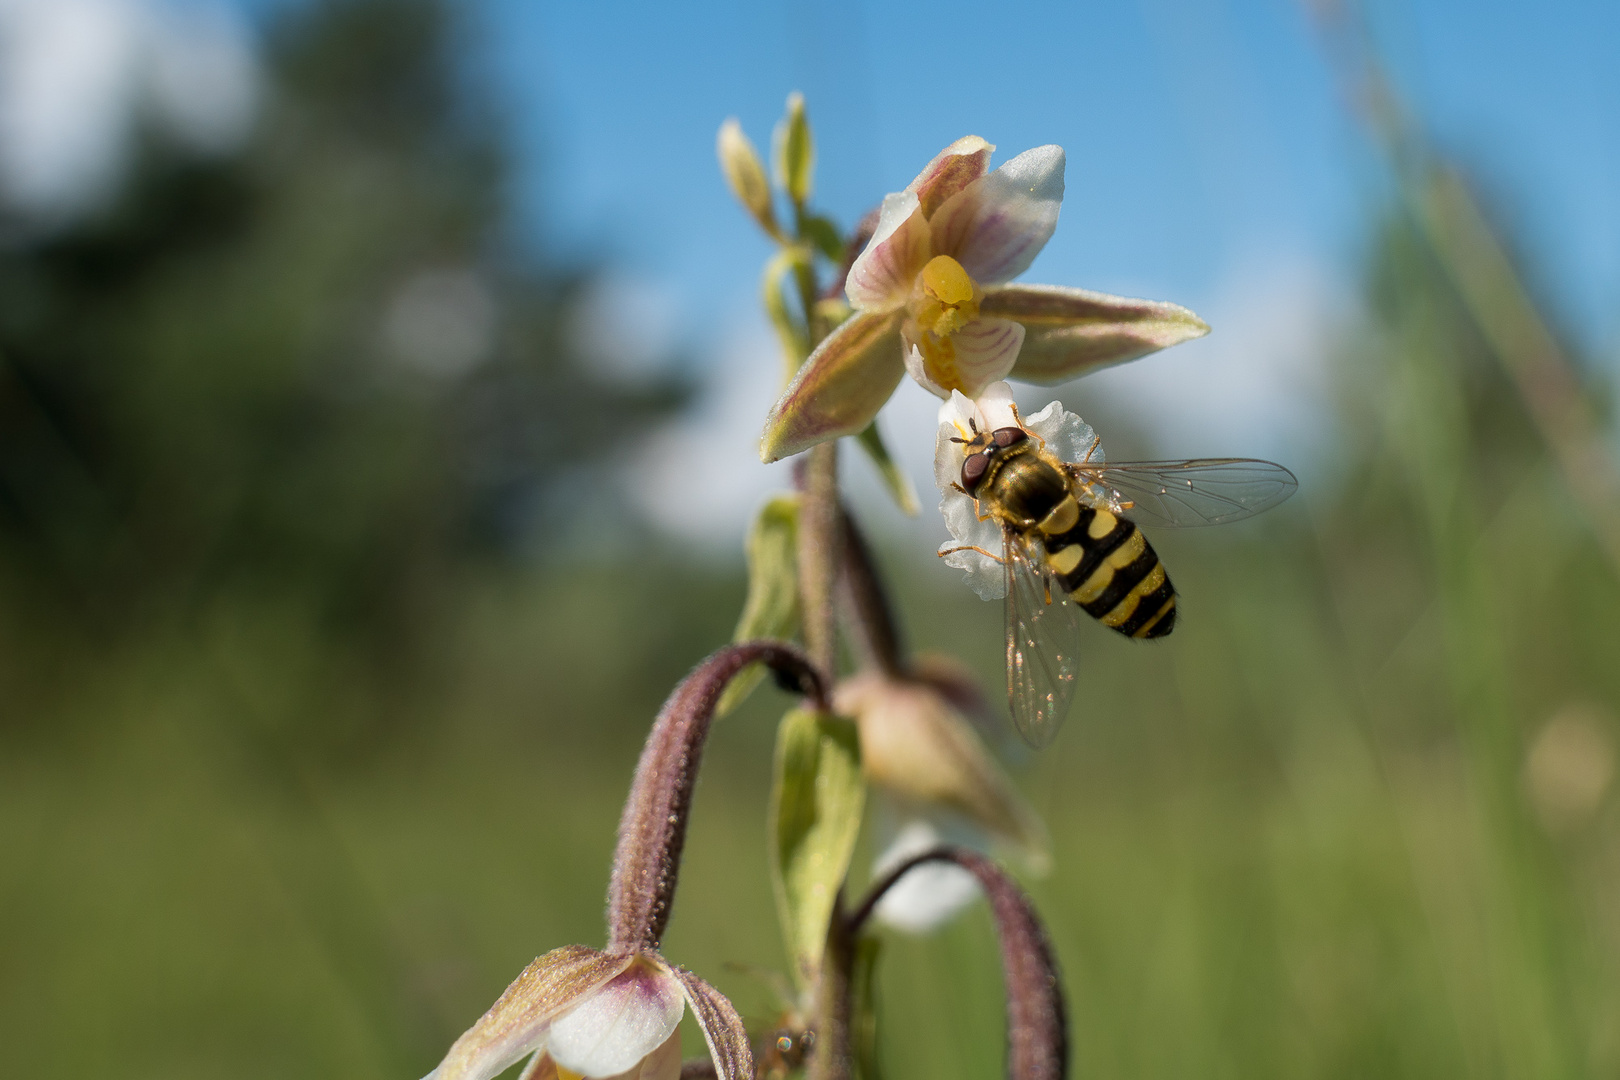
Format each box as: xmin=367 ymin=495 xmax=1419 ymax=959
xmin=760 ymin=136 xmax=1209 ymax=462
xmin=423 ymin=643 xmax=829 ymax=1080
xmin=423 ymin=948 xmax=730 ymax=1080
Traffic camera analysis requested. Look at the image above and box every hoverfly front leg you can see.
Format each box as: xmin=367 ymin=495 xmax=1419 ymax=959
xmin=938 ymin=545 xmax=1005 ymax=564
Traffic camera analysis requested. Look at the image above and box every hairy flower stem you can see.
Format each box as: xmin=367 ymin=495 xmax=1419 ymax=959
xmin=607 ymin=641 xmax=830 ymax=954
xmin=808 ymin=892 xmax=856 ymax=1080
xmin=798 ymin=440 xmax=842 ymax=677
xmin=846 ymin=847 xmax=1069 ymax=1080
xmin=838 ymin=506 xmax=904 ymax=676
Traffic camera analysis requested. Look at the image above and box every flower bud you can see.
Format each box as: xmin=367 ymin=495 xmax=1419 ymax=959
xmin=772 ymin=91 xmax=814 ymax=207
xmin=717 ymin=117 xmax=779 ymax=239
xmin=834 ymin=671 xmax=1048 ymax=870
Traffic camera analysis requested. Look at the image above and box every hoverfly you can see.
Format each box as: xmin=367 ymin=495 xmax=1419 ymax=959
xmin=943 ymin=412 xmax=1296 ymax=749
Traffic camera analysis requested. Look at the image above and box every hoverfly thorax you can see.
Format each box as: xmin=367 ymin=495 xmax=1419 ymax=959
xmin=960 ymin=426 xmax=1069 ymax=529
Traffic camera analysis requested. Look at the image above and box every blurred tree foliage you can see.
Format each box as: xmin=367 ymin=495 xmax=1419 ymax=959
xmin=0 ymin=0 xmax=683 ymax=727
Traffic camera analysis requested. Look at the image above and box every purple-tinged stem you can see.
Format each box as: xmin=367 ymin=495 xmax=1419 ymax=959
xmin=837 ymin=506 xmax=904 ymax=677
xmin=848 ymin=847 xmax=1068 ymax=1080
xmin=607 ymin=641 xmax=830 ymax=954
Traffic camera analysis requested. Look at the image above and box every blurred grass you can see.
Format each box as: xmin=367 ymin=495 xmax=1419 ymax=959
xmin=3 ymin=1 xmax=1619 ymax=1078
xmin=5 ymin=500 xmax=1618 ymax=1078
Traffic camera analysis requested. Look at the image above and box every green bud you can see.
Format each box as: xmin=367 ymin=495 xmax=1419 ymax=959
xmin=717 ymin=117 xmax=779 ymax=238
xmin=772 ymin=91 xmax=815 ymax=207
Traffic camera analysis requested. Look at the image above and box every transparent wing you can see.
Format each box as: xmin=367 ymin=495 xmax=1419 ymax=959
xmin=1004 ymin=529 xmax=1082 ymax=749
xmin=1067 ymin=458 xmax=1297 ymax=529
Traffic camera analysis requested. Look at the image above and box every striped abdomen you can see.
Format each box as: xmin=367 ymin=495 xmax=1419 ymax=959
xmin=1033 ymin=494 xmax=1177 ymax=639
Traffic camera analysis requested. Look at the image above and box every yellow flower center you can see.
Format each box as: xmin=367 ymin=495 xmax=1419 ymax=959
xmin=915 ymin=255 xmax=980 ymax=336
xmin=907 ymin=255 xmax=983 ymax=393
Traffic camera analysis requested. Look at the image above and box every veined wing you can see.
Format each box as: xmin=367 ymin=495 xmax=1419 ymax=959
xmin=1067 ymin=458 xmax=1297 ymax=529
xmin=1004 ymin=529 xmax=1081 ymax=749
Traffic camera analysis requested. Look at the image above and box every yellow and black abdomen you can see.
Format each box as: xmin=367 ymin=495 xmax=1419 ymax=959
xmin=1036 ymin=496 xmax=1177 ymax=639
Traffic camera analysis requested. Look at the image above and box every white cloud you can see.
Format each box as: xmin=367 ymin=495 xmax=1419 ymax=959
xmin=0 ymin=0 xmax=257 ymax=220
xmin=1079 ymin=253 xmax=1348 ymax=467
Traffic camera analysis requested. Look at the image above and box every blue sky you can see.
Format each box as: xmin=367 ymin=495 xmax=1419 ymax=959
xmin=216 ymin=0 xmax=1616 ymax=538
xmin=474 ymin=0 xmax=1617 ymax=352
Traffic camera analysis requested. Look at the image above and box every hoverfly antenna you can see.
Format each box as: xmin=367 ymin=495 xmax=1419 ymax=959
xmin=948 ymin=435 xmax=969 ymax=445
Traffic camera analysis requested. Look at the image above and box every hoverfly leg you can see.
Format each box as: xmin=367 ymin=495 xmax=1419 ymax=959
xmin=938 ymin=544 xmax=1006 ymax=564
xmin=1082 ymin=434 xmax=1102 ymax=463
xmin=1010 ymin=403 xmax=1047 ymax=452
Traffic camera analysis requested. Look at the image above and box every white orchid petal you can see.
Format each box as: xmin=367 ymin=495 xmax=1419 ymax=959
xmin=1023 ymin=399 xmax=1103 ymax=466
xmin=949 ymin=318 xmax=1025 ymax=399
xmin=426 ymin=947 xmax=633 ymax=1080
xmin=520 ymin=1032 xmax=682 ymax=1080
xmin=903 ymin=342 xmax=947 ymax=399
xmin=906 ymin=135 xmax=995 ymax=218
xmin=974 ymin=381 xmax=1019 ymax=431
xmin=846 ymin=190 xmax=931 ymax=311
xmin=546 ymin=958 xmax=685 ymax=1079
xmin=929 ymin=145 xmax=1065 ymax=285
xmin=934 ymin=398 xmax=1006 ymax=601
xmin=871 ymin=819 xmax=983 ymax=933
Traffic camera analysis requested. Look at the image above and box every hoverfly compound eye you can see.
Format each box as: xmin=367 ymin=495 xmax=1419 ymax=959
xmin=992 ymin=427 xmax=1026 ymax=449
xmin=961 ymin=451 xmax=990 ymax=489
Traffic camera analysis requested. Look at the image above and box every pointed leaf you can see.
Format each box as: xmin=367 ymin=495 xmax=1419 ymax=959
xmin=982 ymin=284 xmax=1210 ymax=384
xmin=672 ymin=968 xmax=756 ymax=1080
xmin=760 ymin=310 xmax=904 ymax=462
xmin=771 ymin=707 xmax=865 ymax=989
xmin=427 ymin=946 xmax=633 ymax=1080
xmin=717 ymin=495 xmax=801 ymax=717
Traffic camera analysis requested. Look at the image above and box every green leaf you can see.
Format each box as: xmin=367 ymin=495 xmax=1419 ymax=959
xmin=770 ymin=707 xmax=865 ymax=989
xmin=773 ymin=91 xmax=814 ymax=208
xmin=855 ymin=420 xmax=919 ymax=517
xmin=715 ymin=495 xmax=801 ymax=718
xmin=801 ymin=214 xmax=845 ymax=264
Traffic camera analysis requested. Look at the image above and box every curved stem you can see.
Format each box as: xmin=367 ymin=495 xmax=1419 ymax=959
xmin=837 ymin=505 xmax=904 ymax=677
xmin=607 ymin=641 xmax=830 ymax=953
xmin=847 ymin=847 xmax=1069 ymax=1080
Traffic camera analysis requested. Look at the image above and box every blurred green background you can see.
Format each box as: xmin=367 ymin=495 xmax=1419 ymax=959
xmin=2 ymin=1 xmax=1618 ymax=1078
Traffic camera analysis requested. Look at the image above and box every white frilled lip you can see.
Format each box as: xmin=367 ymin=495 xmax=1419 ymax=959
xmin=844 ymin=142 xmax=1065 ymax=314
xmin=935 ymin=382 xmax=1102 ymax=601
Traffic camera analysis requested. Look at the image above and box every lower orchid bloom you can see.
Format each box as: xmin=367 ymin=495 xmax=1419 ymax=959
xmin=424 ymin=947 xmax=732 ymax=1080
xmin=424 ymin=643 xmax=829 ymax=1080
xmin=761 ymin=135 xmax=1209 ymax=462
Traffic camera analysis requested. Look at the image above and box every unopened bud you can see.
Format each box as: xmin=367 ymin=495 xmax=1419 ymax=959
xmin=718 ymin=117 xmax=779 ymax=239
xmin=773 ymin=91 xmax=814 ymax=207
xmin=835 ymin=671 xmax=1049 ymax=871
